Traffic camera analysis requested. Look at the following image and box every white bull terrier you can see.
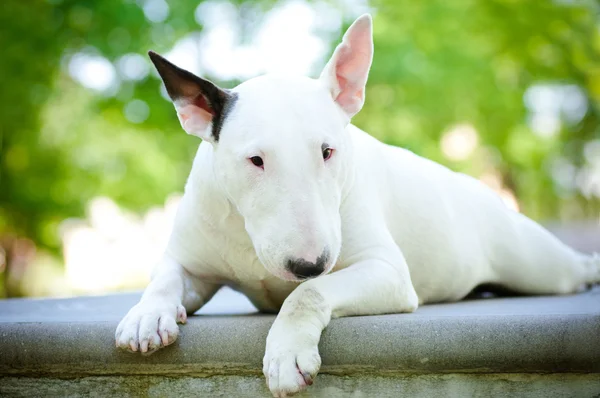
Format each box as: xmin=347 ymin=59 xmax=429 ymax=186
xmin=116 ymin=14 xmax=600 ymax=397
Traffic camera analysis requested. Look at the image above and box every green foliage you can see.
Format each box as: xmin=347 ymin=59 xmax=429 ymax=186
xmin=360 ymin=0 xmax=600 ymax=219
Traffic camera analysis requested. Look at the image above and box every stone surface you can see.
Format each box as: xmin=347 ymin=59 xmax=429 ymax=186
xmin=1 ymin=286 xmax=599 ymax=376
xmin=545 ymin=223 xmax=600 ymax=254
xmin=2 ymin=374 xmax=600 ymax=398
xmin=1 ymin=286 xmax=599 ymax=396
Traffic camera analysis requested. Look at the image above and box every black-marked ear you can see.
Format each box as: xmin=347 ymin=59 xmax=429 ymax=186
xmin=148 ymin=51 xmax=237 ymax=142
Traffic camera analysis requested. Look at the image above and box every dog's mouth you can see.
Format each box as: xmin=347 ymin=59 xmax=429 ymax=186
xmin=272 ymin=271 xmax=327 ymax=283
xmin=276 ymin=271 xmax=310 ymax=282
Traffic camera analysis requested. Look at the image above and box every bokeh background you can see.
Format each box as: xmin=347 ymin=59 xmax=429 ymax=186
xmin=1 ymin=0 xmax=599 ymax=298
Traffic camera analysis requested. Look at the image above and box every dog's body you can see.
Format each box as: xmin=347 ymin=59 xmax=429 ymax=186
xmin=168 ymin=123 xmax=592 ymax=310
xmin=116 ymin=15 xmax=600 ymax=397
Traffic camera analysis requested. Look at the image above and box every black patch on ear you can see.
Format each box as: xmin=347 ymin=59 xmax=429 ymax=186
xmin=213 ymin=90 xmax=238 ymax=141
xmin=148 ymin=50 xmax=237 ymax=142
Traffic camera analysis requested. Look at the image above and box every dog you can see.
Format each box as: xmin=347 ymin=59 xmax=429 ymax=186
xmin=115 ymin=14 xmax=600 ymax=397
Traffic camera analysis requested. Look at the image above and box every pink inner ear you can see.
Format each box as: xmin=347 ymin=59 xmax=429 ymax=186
xmin=335 ymin=66 xmax=366 ymax=115
xmin=328 ymin=17 xmax=372 ymax=117
xmin=193 ymin=94 xmax=216 ymax=117
xmin=334 ymin=74 xmax=352 ymax=108
xmin=176 ymin=103 xmax=214 ymax=138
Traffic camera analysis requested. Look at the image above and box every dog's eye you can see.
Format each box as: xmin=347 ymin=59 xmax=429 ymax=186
xmin=322 ymin=147 xmax=334 ymax=161
xmin=250 ymin=156 xmax=264 ymax=168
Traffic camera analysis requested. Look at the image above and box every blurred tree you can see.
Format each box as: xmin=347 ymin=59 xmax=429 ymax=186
xmin=0 ymin=0 xmax=199 ymax=295
xmin=0 ymin=0 xmax=598 ymax=297
xmin=361 ymin=0 xmax=600 ymax=220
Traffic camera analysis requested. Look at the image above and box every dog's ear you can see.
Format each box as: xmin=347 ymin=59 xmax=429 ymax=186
xmin=148 ymin=51 xmax=236 ymax=143
xmin=320 ymin=14 xmax=373 ymax=119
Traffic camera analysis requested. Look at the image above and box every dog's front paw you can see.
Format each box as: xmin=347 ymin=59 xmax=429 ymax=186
xmin=263 ymin=326 xmax=321 ymax=397
xmin=115 ymin=299 xmax=187 ymax=355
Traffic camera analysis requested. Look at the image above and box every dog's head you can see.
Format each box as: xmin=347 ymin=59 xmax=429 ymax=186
xmin=150 ymin=15 xmax=373 ymax=281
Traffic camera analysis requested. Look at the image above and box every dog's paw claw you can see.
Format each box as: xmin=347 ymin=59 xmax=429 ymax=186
xmin=263 ymin=345 xmax=321 ymax=397
xmin=115 ymin=301 xmax=184 ymax=354
xmin=176 ymin=304 xmax=187 ymax=324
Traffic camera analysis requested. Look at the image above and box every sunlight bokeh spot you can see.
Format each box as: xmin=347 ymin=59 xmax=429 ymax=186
xmin=440 ymin=124 xmax=479 ymax=161
xmin=117 ymin=53 xmax=150 ymax=81
xmin=142 ymin=0 xmax=170 ymax=23
xmin=68 ymin=52 xmax=118 ymax=93
xmin=124 ymin=99 xmax=150 ymax=124
xmin=524 ymin=84 xmax=588 ymax=138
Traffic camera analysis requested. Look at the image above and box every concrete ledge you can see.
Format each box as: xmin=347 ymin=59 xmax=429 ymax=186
xmin=2 ymin=374 xmax=600 ymax=398
xmin=1 ymin=287 xmax=599 ymax=396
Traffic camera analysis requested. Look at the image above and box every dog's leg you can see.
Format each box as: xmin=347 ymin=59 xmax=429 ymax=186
xmin=115 ymin=255 xmax=220 ymax=355
xmin=263 ymin=258 xmax=418 ymax=397
xmin=492 ymin=212 xmax=600 ymax=295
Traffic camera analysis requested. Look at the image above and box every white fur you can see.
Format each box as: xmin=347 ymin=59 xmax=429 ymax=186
xmin=116 ymin=14 xmax=598 ymax=397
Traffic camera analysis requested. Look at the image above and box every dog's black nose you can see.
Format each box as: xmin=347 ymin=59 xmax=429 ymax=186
xmin=286 ymin=250 xmax=329 ymax=279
